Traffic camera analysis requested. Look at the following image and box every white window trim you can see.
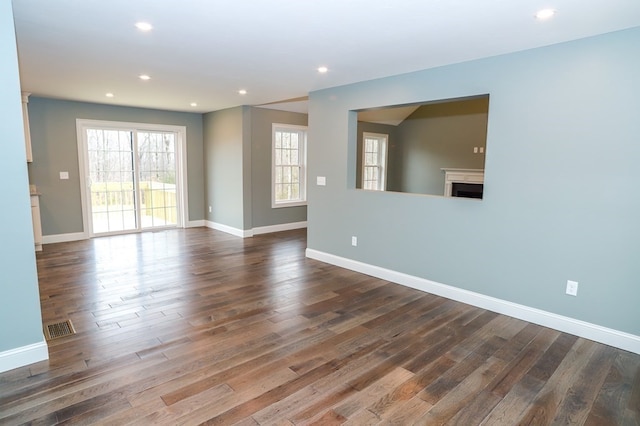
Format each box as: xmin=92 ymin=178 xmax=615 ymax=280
xmin=362 ymin=132 xmax=388 ymax=191
xmin=272 ymin=123 xmax=308 ymax=208
xmin=76 ymin=119 xmax=189 ymax=238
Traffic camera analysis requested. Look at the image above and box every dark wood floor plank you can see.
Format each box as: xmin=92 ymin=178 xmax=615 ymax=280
xmin=584 ymin=350 xmax=640 ymax=426
xmin=0 ymin=228 xmax=637 ymax=425
xmin=251 ymin=336 xmax=387 ymax=424
xmin=516 ymin=338 xmax=599 ymax=425
xmin=330 ymin=366 xmax=415 ymax=421
xmin=193 ymin=340 xmax=386 ymax=425
xmin=552 ymin=344 xmax=617 ymax=425
xmin=93 ymin=398 xmax=167 ymax=425
xmin=417 ymin=336 xmax=506 ymax=422
xmin=488 ymin=327 xmax=559 ymax=398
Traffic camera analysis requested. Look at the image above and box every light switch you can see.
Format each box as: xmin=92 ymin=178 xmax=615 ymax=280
xmin=480 ymin=147 xmax=485 ymax=154
xmin=59 ymin=171 xmax=69 ymax=180
xmin=473 ymin=147 xmax=478 ymax=153
xmin=317 ymin=176 xmax=326 ymax=186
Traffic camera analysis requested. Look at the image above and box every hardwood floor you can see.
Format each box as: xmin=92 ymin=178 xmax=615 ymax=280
xmin=1 ymin=228 xmax=638 ymax=425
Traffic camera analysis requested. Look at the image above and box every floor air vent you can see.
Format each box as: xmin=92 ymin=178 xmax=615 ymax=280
xmin=44 ymin=320 xmax=76 ymax=340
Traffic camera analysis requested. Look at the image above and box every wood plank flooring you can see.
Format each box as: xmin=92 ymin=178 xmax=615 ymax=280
xmin=0 ymin=227 xmax=638 ymax=425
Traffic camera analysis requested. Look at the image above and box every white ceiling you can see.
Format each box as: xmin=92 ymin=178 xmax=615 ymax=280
xmin=12 ymin=0 xmax=640 ymax=114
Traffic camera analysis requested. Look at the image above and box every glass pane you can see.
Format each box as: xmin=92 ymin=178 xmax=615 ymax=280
xmin=275 ymin=183 xmax=285 ymax=201
xmin=365 ymin=153 xmax=375 ymax=166
xmin=87 ymin=129 xmax=137 ymax=234
xmin=92 ymin=212 xmax=109 ymax=234
xmin=138 ymin=131 xmax=178 ymax=230
xmin=275 ymin=132 xmax=282 ymax=149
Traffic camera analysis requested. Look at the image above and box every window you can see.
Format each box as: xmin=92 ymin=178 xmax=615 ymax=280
xmin=362 ymin=132 xmax=388 ymax=191
xmin=272 ymin=124 xmax=307 ymax=207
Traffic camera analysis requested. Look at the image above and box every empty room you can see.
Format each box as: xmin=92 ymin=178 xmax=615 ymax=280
xmin=1 ymin=0 xmax=639 ymax=424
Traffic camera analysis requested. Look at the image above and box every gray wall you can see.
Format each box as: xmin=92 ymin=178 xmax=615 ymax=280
xmin=250 ymin=107 xmax=307 ymax=227
xmin=203 ymin=106 xmax=251 ymax=230
xmin=203 ymin=106 xmax=308 ymax=231
xmin=397 ymin=98 xmax=488 ymax=195
xmin=0 ymin=0 xmax=44 ymax=353
xmin=28 ymin=98 xmax=306 ymax=237
xmin=27 ymin=97 xmax=205 ymax=236
xmin=307 ymin=27 xmax=640 ymax=336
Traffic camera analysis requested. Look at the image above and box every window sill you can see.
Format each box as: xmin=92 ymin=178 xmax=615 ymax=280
xmin=272 ymin=201 xmax=307 ymax=209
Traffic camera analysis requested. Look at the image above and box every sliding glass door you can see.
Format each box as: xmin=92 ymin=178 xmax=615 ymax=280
xmin=79 ymin=120 xmax=186 ymax=237
xmin=86 ymin=129 xmax=138 ymax=234
xmin=137 ymin=131 xmax=177 ymax=229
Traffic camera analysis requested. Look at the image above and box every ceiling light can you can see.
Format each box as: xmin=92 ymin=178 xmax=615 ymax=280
xmin=135 ymin=22 xmax=153 ymax=31
xmin=535 ymin=9 xmax=556 ymax=20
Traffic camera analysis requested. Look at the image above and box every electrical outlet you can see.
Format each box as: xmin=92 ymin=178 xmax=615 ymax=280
xmin=351 ymin=236 xmax=358 ymax=247
xmin=208 ymin=206 xmax=212 ymax=213
xmin=566 ymin=280 xmax=578 ymax=296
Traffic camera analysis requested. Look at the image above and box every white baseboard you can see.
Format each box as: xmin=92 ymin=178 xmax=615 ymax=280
xmin=305 ymin=248 xmax=640 ymax=355
xmin=205 ymin=220 xmax=307 ymax=238
xmin=42 ymin=223 xmax=207 ymax=242
xmin=42 ymin=232 xmax=87 ymax=244
xmin=253 ymin=221 xmax=307 ymax=235
xmin=205 ymin=221 xmax=253 ymax=238
xmin=0 ymin=339 xmax=49 ymax=373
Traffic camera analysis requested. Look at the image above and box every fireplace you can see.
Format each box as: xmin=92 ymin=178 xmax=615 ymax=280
xmin=452 ymin=182 xmax=483 ymax=199
xmin=441 ymin=168 xmax=484 ymax=199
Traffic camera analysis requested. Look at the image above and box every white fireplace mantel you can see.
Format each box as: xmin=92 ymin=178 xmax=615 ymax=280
xmin=441 ymin=168 xmax=484 ymax=197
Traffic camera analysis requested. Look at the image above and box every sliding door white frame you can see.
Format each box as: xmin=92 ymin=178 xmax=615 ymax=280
xmin=76 ymin=119 xmax=189 ymax=238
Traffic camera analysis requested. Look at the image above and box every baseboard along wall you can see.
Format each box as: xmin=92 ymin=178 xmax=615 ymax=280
xmin=0 ymin=339 xmax=48 ymax=373
xmin=305 ymin=248 xmax=640 ymax=355
xmin=205 ymin=220 xmax=307 ymax=238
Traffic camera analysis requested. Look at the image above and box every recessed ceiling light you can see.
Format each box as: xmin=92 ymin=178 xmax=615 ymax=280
xmin=139 ymin=74 xmax=151 ymax=81
xmin=238 ymin=89 xmax=247 ymax=95
xmin=135 ymin=22 xmax=153 ymax=31
xmin=317 ymin=66 xmax=329 ymax=74
xmin=535 ymin=8 xmax=556 ymax=20
xmin=190 ymin=102 xmax=197 ymax=107
xmin=105 ymin=93 xmax=114 ymax=98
